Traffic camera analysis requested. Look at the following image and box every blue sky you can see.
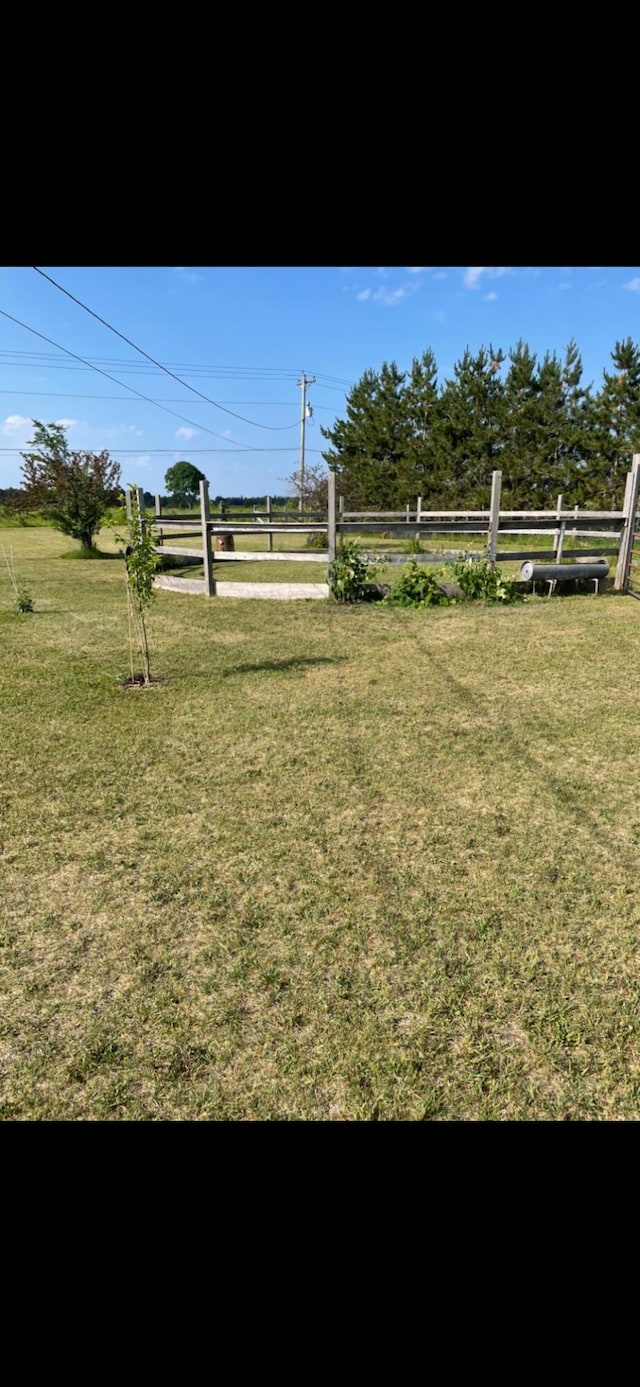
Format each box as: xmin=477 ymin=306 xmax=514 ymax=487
xmin=1 ymin=265 xmax=640 ymax=496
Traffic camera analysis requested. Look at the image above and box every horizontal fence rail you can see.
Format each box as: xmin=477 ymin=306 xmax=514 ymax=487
xmin=361 ymin=547 xmax=620 ymax=565
xmin=144 ymin=464 xmax=640 ymax=598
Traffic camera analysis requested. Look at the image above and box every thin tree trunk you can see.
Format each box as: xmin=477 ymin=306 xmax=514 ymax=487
xmin=139 ymin=610 xmax=151 ymax=685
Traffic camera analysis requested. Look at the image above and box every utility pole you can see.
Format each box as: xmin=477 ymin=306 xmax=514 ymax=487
xmin=297 ymin=372 xmax=316 ymax=512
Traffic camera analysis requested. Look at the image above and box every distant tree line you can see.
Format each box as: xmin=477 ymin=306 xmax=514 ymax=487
xmin=320 ymin=338 xmax=640 ymax=511
xmin=211 ymin=494 xmax=292 ymax=508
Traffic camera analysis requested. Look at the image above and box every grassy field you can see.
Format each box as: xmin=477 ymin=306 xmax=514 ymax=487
xmin=2 ymin=526 xmax=640 ymax=1120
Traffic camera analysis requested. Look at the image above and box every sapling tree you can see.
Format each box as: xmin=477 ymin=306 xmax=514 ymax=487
xmin=112 ymin=488 xmax=159 ymax=685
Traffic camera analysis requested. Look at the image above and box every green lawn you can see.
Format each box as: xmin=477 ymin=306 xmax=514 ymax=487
xmin=1 ymin=526 xmax=640 ymax=1120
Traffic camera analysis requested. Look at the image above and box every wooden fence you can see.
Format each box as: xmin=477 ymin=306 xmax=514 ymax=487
xmin=146 ymin=484 xmax=328 ymax=600
xmin=126 ymin=457 xmax=640 ymax=599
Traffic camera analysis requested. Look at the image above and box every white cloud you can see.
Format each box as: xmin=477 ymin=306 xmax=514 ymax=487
xmin=127 ymin=454 xmax=151 ymax=470
xmin=173 ymin=266 xmax=203 ymax=285
xmin=462 ymin=266 xmax=509 ymax=290
xmin=433 ymin=271 xmax=447 ymax=280
xmin=625 ymin=278 xmax=640 ymax=292
xmin=432 ymin=310 xmax=445 ymax=323
xmin=483 ymin=291 xmax=498 ymax=302
xmin=222 ymin=429 xmax=232 ymax=438
xmin=375 ymin=267 xmax=387 ymax=276
xmin=405 ymin=266 xmax=429 ymax=274
xmin=175 ymin=426 xmax=198 ymax=440
xmin=2 ymin=414 xmax=31 ymax=437
xmin=356 ymin=279 xmax=421 ymax=307
xmin=372 ymin=281 xmax=420 ymax=307
xmin=558 ymin=282 xmax=571 ymax=291
xmin=55 ymin=417 xmax=78 ymax=429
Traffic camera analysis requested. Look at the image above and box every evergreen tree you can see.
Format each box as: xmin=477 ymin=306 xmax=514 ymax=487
xmin=557 ymin=340 xmax=598 ymax=506
xmin=591 ymin=338 xmax=640 ymax=505
xmin=436 ymin=345 xmax=506 ymax=504
xmin=402 ymin=349 xmax=444 ymax=505
xmin=321 ymin=362 xmax=410 ymax=509
xmin=501 ymin=339 xmax=541 ymax=506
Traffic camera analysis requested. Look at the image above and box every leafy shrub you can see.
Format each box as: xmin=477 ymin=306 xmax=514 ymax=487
xmin=2 ymin=546 xmax=35 ymax=613
xmin=450 ymin=557 xmax=522 ymax=603
xmin=14 ymin=421 xmax=121 ymax=552
xmin=329 ymin=540 xmax=377 ymax=603
xmin=406 ymin=536 xmax=422 ymax=555
xmin=306 ymin=531 xmax=329 ymax=549
xmin=383 ymin=561 xmax=453 ymax=608
xmin=16 ymin=583 xmax=34 ymax=614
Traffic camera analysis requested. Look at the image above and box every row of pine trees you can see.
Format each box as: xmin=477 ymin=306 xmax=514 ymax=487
xmin=320 ymin=338 xmax=640 ymax=511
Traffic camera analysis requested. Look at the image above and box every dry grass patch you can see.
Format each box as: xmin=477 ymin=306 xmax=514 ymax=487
xmin=1 ymin=528 xmax=640 ymax=1118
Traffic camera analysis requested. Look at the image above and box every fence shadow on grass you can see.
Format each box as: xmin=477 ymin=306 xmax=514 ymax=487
xmin=223 ymin=655 xmax=348 ymax=677
xmin=426 ymin=650 xmax=634 ymax=868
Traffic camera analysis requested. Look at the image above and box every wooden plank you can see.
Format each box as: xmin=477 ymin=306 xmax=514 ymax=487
xmin=154 ymin=532 xmax=202 ymax=542
xmin=340 ymin=519 xmax=624 ymax=535
xmin=154 ymin=546 xmax=202 ymax=558
xmin=215 ymin=582 xmax=329 ymax=600
xmin=154 ymin=494 xmax=163 ymax=548
xmin=615 ymin=459 xmax=640 ymax=589
xmin=199 ymin=479 xmax=215 ymax=597
xmin=496 ymin=547 xmax=619 ymax=562
xmin=488 ymin=470 xmax=502 ymax=561
xmin=154 ymin=575 xmax=206 ymax=594
xmin=342 ymin=508 xmax=625 ymax=520
xmin=211 ymin=550 xmax=327 ymax=563
xmin=554 ymin=494 xmax=565 ymax=563
xmin=327 ymin=470 xmax=336 ymax=561
xmin=359 ymin=547 xmax=619 ymax=565
xmin=267 ymin=496 xmax=273 ymax=552
xmin=210 ymin=524 xmax=327 ymax=534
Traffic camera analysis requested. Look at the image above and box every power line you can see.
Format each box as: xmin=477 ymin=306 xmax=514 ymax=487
xmin=0 ymin=387 xmax=335 ymax=409
xmin=0 ymin=308 xmax=264 ymax=452
xmin=0 ymin=354 xmax=351 ymax=391
xmin=0 ymin=347 xmax=353 ymax=385
xmin=0 ymin=354 xmax=301 ymax=379
xmin=32 ymin=268 xmax=301 ymax=431
xmin=0 ymin=446 xmax=325 ymax=455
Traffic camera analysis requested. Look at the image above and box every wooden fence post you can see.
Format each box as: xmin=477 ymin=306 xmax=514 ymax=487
xmin=199 ymin=479 xmax=215 ymax=597
xmin=267 ymin=496 xmax=273 ymax=551
xmin=554 ymin=493 xmax=565 ymax=562
xmin=488 ymin=470 xmax=502 ymax=562
xmin=614 ymin=456 xmax=640 ymax=590
xmin=328 ymin=470 xmax=336 ymax=561
xmin=154 ymin=493 xmax=163 ymax=548
xmin=416 ymin=495 xmax=422 ymax=539
xmin=125 ymin=487 xmax=132 ymax=521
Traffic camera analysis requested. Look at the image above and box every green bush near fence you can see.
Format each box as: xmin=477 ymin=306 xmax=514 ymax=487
xmin=328 ymin=540 xmax=377 ymax=603
xmin=383 ymin=562 xmax=452 ymax=608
